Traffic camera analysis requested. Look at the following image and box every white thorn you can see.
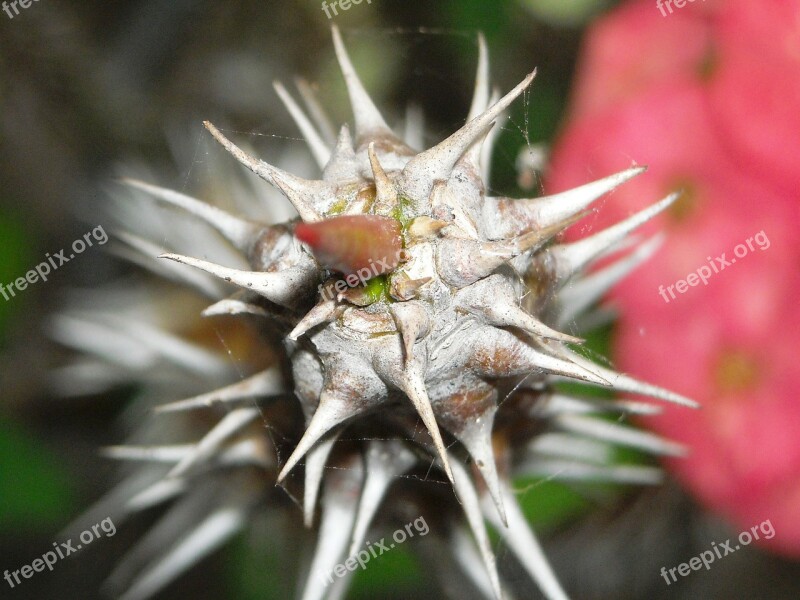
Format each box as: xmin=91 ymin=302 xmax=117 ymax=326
xmin=467 ymin=32 xmax=490 ymax=122
xmin=550 ymin=347 xmax=699 ymax=408
xmin=167 ymin=408 xmax=260 ymax=478
xmin=159 ymin=252 xmax=313 ymax=308
xmin=527 ymin=432 xmax=613 ymax=464
xmin=155 ymin=368 xmax=282 ymax=413
xmin=491 ymin=303 xmax=583 ymax=344
xmin=288 ymin=297 xmax=341 ymax=340
xmin=401 ymin=366 xmax=455 ymax=484
xmin=483 ymin=481 xmax=570 ymax=600
xmin=557 ymin=233 xmax=664 ymax=325
xmin=126 ymin=479 xmax=186 ymax=513
xmin=548 ymin=191 xmax=680 ymax=281
xmin=455 ymin=413 xmax=508 ymax=527
xmin=451 ymin=528 xmax=512 ymax=600
xmin=522 ymin=458 xmax=664 ymax=485
xmin=300 ymin=457 xmax=362 ymax=600
xmin=486 ymin=166 xmax=646 ymax=239
xmin=118 ymin=505 xmax=246 ymax=600
xmin=348 ymin=440 xmax=416 ymax=556
xmin=464 ymin=328 xmax=608 ymax=385
xmin=295 ymin=77 xmax=338 ymax=143
xmin=101 ymin=444 xmax=193 ymax=463
xmin=119 ymin=178 xmax=261 ymax=251
xmin=277 ymin=391 xmax=357 ymax=482
xmin=201 ymin=297 xmax=271 ymax=318
xmin=518 ymin=345 xmax=610 ymax=385
xmin=480 ymin=88 xmax=502 ymax=183
xmin=331 ymin=24 xmax=392 ymax=141
xmin=303 ymin=435 xmax=339 ymax=528
xmin=273 ymin=80 xmax=331 ymax=169
xmin=555 ymin=413 xmax=687 ymax=456
xmin=399 ymin=69 xmax=536 ymax=205
xmin=407 ymin=216 xmax=448 ymax=240
xmin=437 ymin=217 xmax=571 ymax=288
xmin=533 ymin=393 xmax=663 ymax=418
xmin=112 ymin=231 xmax=224 ymax=298
xmin=323 ymin=124 xmax=358 ymax=183
xmin=367 ymin=142 xmax=399 ymax=215
xmin=404 ymin=103 xmax=425 ymax=150
xmin=534 ymin=166 xmax=646 ymax=228
xmin=388 ymin=301 xmax=431 ymax=365
xmin=204 ymin=120 xmax=328 ymax=222
xmin=450 ymin=456 xmax=503 ymax=600
xmin=390 ymin=275 xmax=432 ymax=301
xmin=456 ymin=276 xmax=582 ymax=343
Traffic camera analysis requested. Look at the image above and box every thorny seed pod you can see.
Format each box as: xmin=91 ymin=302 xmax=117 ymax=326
xmin=57 ymin=26 xmax=697 ymax=600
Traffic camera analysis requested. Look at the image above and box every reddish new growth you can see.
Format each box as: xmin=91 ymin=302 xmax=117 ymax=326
xmin=295 ymin=215 xmax=403 ymax=277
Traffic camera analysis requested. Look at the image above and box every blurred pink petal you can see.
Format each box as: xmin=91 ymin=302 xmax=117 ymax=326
xmin=707 ymin=1 xmax=800 ymax=194
xmin=570 ymin=1 xmax=713 ymax=119
xmin=547 ymin=0 xmax=800 ymax=557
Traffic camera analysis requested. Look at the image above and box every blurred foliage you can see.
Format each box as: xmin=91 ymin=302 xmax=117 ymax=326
xmin=229 ymin=532 xmax=292 ymax=600
xmin=0 ymin=212 xmax=33 ymax=343
xmin=519 ymin=0 xmax=614 ymax=26
xmin=448 ymin=0 xmax=512 ymax=39
xmin=0 ymin=414 xmax=76 ymax=531
xmin=348 ymin=546 xmax=422 ymax=599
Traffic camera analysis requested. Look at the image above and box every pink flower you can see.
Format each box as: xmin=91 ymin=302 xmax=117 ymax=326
xmin=569 ymin=1 xmax=713 ymax=119
xmin=548 ymin=79 xmax=728 ymax=246
xmin=707 ymin=1 xmax=800 ymax=194
xmin=546 ymin=0 xmax=800 ymax=556
xmin=615 ymin=247 xmax=800 ymax=555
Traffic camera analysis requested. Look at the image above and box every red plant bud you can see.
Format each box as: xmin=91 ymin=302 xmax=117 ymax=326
xmin=295 ymin=215 xmax=402 ymax=277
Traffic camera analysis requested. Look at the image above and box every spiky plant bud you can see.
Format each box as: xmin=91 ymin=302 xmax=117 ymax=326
xmin=60 ymin=26 xmax=696 ymax=600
